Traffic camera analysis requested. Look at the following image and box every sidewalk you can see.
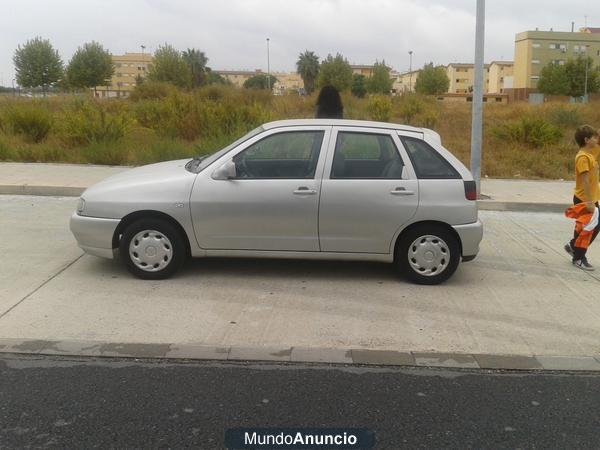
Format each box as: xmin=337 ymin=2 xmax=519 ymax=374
xmin=0 ymin=162 xmax=574 ymax=212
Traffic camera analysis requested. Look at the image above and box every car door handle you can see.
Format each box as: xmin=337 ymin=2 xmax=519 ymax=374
xmin=390 ymin=187 xmax=415 ymax=196
xmin=293 ymin=186 xmax=317 ymax=195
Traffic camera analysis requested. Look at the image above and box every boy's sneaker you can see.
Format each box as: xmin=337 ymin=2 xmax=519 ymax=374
xmin=573 ymin=257 xmax=595 ymax=271
xmin=564 ymin=243 xmax=574 ymax=257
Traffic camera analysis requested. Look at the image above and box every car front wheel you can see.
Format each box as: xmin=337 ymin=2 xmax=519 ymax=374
xmin=396 ymin=225 xmax=460 ymax=285
xmin=119 ymin=218 xmax=186 ymax=280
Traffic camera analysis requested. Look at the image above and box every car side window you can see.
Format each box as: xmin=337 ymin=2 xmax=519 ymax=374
xmin=331 ymin=132 xmax=404 ymax=179
xmin=400 ymin=136 xmax=461 ymax=179
xmin=233 ymin=131 xmax=324 ymax=179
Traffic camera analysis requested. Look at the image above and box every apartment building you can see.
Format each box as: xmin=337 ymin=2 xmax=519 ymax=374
xmin=446 ymin=63 xmax=490 ymax=94
xmin=513 ymin=29 xmax=600 ymax=94
xmin=214 ymin=70 xmax=262 ymax=88
xmin=94 ymin=52 xmax=153 ymax=98
xmin=488 ymin=61 xmax=514 ymax=94
xmin=392 ymin=70 xmax=420 ymax=93
xmin=350 ymin=64 xmax=375 ymax=77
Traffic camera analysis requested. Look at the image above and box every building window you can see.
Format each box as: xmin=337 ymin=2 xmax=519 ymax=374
xmin=532 ymin=43 xmax=541 ymax=48
xmin=532 ymin=60 xmax=540 ymax=64
xmin=530 ymin=76 xmax=540 ymax=80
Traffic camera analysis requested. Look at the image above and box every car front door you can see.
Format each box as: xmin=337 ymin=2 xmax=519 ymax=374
xmin=190 ymin=126 xmax=331 ymax=251
xmin=318 ymin=127 xmax=419 ymax=254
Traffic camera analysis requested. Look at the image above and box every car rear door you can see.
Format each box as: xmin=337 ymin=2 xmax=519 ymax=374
xmin=318 ymin=126 xmax=419 ymax=254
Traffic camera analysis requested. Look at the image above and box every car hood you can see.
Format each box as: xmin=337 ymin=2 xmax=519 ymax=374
xmin=80 ymin=159 xmax=198 ymax=219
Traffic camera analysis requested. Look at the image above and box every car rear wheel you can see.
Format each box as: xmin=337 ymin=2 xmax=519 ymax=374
xmin=396 ymin=225 xmax=460 ymax=285
xmin=119 ymin=218 xmax=186 ymax=280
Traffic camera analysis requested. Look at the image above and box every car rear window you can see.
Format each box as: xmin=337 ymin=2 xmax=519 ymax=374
xmin=400 ymin=136 xmax=461 ymax=179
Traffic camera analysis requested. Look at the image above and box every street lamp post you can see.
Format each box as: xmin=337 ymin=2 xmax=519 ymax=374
xmin=584 ymin=45 xmax=590 ymax=102
xmin=408 ymin=51 xmax=413 ymax=92
xmin=266 ymin=38 xmax=271 ymax=91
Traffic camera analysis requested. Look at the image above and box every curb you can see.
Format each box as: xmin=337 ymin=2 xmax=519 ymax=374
xmin=0 ymin=185 xmax=570 ymax=214
xmin=0 ymin=185 xmax=85 ymax=197
xmin=1 ymin=338 xmax=600 ymax=372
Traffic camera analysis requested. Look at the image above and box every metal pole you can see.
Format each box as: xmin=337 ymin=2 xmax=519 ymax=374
xmin=584 ymin=47 xmax=589 ymax=101
xmin=470 ymin=0 xmax=485 ymax=196
xmin=266 ymin=38 xmax=271 ymax=90
xmin=408 ymin=51 xmax=413 ymax=92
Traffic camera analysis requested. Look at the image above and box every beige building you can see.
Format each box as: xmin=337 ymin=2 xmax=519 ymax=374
xmin=350 ymin=64 xmax=375 ymax=77
xmin=513 ymin=29 xmax=600 ymax=92
xmin=272 ymin=72 xmax=304 ymax=94
xmin=487 ymin=61 xmax=514 ymax=93
xmin=215 ymin=70 xmax=262 ymax=88
xmin=392 ymin=70 xmax=420 ymax=93
xmin=446 ymin=63 xmax=491 ymax=94
xmin=95 ymin=52 xmax=153 ymax=98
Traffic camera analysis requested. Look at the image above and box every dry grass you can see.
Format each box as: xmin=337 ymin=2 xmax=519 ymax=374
xmin=1 ymin=87 xmax=599 ymax=179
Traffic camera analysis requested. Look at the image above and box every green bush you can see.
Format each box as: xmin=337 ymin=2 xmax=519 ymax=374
xmin=395 ymin=94 xmax=424 ymax=124
xmin=547 ymin=107 xmax=581 ymax=127
xmin=367 ymin=95 xmax=392 ymax=122
xmin=129 ymin=81 xmax=178 ymax=101
xmin=491 ymin=117 xmax=562 ymax=147
xmin=80 ymin=141 xmax=129 ymax=165
xmin=4 ymin=103 xmax=52 ymax=142
xmin=61 ymin=99 xmax=132 ymax=145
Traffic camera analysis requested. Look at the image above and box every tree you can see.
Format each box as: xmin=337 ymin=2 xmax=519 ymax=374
xmin=367 ymin=60 xmax=393 ymax=94
xmin=537 ymin=62 xmax=570 ymax=95
xmin=13 ymin=37 xmax=63 ymax=93
xmin=296 ymin=50 xmax=320 ymax=95
xmin=205 ymin=68 xmax=229 ymax=85
xmin=351 ymin=74 xmax=367 ymax=98
xmin=414 ymin=63 xmax=449 ymax=95
xmin=317 ymin=53 xmax=353 ymax=91
xmin=564 ymin=56 xmax=599 ymax=97
xmin=243 ymin=74 xmax=277 ymax=90
xmin=66 ymin=41 xmax=114 ymax=94
xmin=147 ymin=44 xmax=192 ymax=89
xmin=182 ymin=48 xmax=208 ymax=88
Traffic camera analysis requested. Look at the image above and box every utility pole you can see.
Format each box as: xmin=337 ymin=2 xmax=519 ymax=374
xmin=470 ymin=0 xmax=485 ymax=196
xmin=408 ymin=50 xmax=413 ymax=92
xmin=266 ymin=38 xmax=271 ymax=91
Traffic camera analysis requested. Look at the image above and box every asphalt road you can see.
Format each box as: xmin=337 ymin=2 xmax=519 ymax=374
xmin=2 ymin=355 xmax=600 ymax=449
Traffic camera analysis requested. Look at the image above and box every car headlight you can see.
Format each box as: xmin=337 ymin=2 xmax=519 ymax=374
xmin=76 ymin=198 xmax=86 ymax=215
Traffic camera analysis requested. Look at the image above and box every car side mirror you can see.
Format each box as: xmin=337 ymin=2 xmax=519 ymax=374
xmin=212 ymin=160 xmax=236 ymax=180
xmin=401 ymin=166 xmax=408 ymax=180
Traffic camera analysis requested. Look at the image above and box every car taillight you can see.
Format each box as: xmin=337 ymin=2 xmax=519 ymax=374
xmin=464 ymin=181 xmax=477 ymax=200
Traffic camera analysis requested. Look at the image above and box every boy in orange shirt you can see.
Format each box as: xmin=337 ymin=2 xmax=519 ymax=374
xmin=564 ymin=125 xmax=600 ymax=271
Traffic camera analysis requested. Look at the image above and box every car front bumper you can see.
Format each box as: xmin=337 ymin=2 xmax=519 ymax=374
xmin=453 ymin=220 xmax=483 ymax=261
xmin=70 ymin=212 xmax=120 ymax=259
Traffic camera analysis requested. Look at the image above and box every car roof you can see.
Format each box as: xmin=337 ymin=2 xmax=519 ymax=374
xmin=262 ymin=119 xmax=425 ymax=134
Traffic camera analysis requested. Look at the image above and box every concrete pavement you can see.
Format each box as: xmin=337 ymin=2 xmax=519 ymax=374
xmin=1 ymin=195 xmax=600 ymax=371
xmin=0 ymin=162 xmax=575 ymax=212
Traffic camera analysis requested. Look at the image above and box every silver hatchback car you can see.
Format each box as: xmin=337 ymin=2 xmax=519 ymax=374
xmin=70 ymin=119 xmax=483 ymax=285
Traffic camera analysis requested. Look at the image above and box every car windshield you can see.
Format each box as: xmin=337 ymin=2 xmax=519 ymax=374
xmin=186 ymin=126 xmax=264 ymax=173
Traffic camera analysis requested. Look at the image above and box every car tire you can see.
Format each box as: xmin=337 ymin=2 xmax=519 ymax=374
xmin=119 ymin=218 xmax=186 ymax=280
xmin=396 ymin=225 xmax=460 ymax=285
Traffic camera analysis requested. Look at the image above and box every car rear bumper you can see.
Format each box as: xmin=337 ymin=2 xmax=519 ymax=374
xmin=453 ymin=220 xmax=483 ymax=261
xmin=70 ymin=212 xmax=120 ymax=259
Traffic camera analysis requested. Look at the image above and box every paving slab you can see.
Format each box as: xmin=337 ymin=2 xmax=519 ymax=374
xmin=474 ymin=354 xmax=544 ymax=370
xmin=536 ymin=356 xmax=600 ymax=371
xmin=413 ymin=352 xmax=480 ymax=369
xmin=351 ymin=350 xmax=415 ymax=366
xmin=291 ymin=347 xmax=353 ymax=364
xmin=0 ymin=195 xmax=82 ymax=313
xmin=228 ymin=346 xmax=292 ymax=362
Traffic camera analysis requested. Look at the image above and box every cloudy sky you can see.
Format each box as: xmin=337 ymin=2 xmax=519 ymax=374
xmin=0 ymin=0 xmax=598 ymax=85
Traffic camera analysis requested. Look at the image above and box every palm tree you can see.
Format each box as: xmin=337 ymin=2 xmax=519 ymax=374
xmin=182 ymin=48 xmax=209 ymax=88
xmin=296 ymin=50 xmax=320 ymax=95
